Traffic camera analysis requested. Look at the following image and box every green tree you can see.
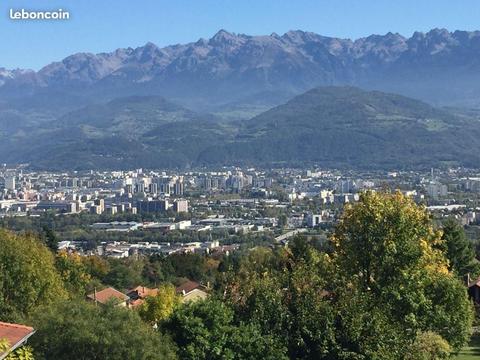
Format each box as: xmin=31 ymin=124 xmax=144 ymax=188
xmin=419 ymin=273 xmax=474 ymax=351
xmin=40 ymin=225 xmax=58 ymax=252
xmin=221 ymin=239 xmax=337 ymax=359
xmin=405 ymin=332 xmax=451 ymax=360
xmin=332 ymin=191 xmax=448 ymax=292
xmin=55 ymin=251 xmax=92 ymax=295
xmin=139 ymin=284 xmax=181 ymax=325
xmin=103 ymin=258 xmax=144 ymax=289
xmin=332 ymin=191 xmax=474 ymax=354
xmin=30 ymin=300 xmax=177 ymax=360
xmin=440 ymin=218 xmax=479 ymax=277
xmin=167 ymin=253 xmax=207 ymax=282
xmin=333 ymin=287 xmax=409 ymax=360
xmin=0 ymin=230 xmax=67 ymax=322
xmin=165 ymin=298 xmax=286 ymax=360
xmin=278 ymin=214 xmax=288 ymax=228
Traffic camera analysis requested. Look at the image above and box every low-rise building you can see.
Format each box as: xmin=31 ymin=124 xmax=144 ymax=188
xmin=87 ymin=287 xmax=129 ymax=307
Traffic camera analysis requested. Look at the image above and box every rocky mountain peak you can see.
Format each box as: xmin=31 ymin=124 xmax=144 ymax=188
xmin=2 ymin=29 xmax=480 ymax=109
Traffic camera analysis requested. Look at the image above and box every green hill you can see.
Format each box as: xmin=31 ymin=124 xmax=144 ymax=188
xmin=198 ymin=87 xmax=480 ymax=169
xmin=3 ymin=87 xmax=480 ymax=170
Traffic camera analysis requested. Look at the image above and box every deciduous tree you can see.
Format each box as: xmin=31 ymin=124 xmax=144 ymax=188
xmin=0 ymin=230 xmax=66 ymax=322
xmin=30 ymin=300 xmax=177 ymax=360
xmin=139 ymin=284 xmax=180 ymax=325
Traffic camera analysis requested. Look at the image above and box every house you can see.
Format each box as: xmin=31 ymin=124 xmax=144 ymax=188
xmin=468 ymin=275 xmax=480 ymax=304
xmin=126 ymin=286 xmax=159 ymax=308
xmin=87 ymin=287 xmax=129 ymax=307
xmin=0 ymin=322 xmax=35 ymax=360
xmin=176 ymin=280 xmax=208 ymax=303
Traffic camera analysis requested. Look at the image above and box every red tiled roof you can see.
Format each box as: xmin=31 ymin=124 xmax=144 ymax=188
xmin=87 ymin=287 xmax=129 ymax=304
xmin=0 ymin=322 xmax=35 ymax=357
xmin=176 ymin=280 xmax=201 ymax=295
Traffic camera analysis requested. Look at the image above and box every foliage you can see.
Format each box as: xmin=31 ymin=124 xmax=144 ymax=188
xmin=418 ymin=273 xmax=474 ymax=351
xmin=102 ymin=258 xmax=144 ymax=290
xmin=139 ymin=284 xmax=181 ymax=325
xmin=30 ymin=300 xmax=177 ymax=360
xmin=0 ymin=339 xmax=34 ymax=360
xmin=333 ymin=287 xmax=410 ymax=359
xmin=332 ymin=191 xmax=473 ymax=354
xmin=165 ymin=298 xmax=287 ymax=360
xmin=332 ymin=191 xmax=448 ymax=290
xmin=55 ymin=251 xmax=92 ymax=295
xmin=167 ymin=253 xmax=209 ymax=282
xmin=221 ymin=239 xmax=338 ymax=359
xmin=81 ymin=256 xmax=110 ymax=280
xmin=40 ymin=225 xmax=58 ymax=252
xmin=440 ymin=218 xmax=480 ymax=278
xmin=405 ymin=332 xmax=451 ymax=360
xmin=216 ymin=191 xmax=474 ymax=359
xmin=0 ymin=230 xmax=67 ymax=322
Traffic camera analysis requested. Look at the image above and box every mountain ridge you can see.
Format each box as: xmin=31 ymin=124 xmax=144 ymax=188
xmin=196 ymin=86 xmax=480 ymax=168
xmin=3 ymin=28 xmax=480 ymax=114
xmin=3 ymin=87 xmax=480 ymax=170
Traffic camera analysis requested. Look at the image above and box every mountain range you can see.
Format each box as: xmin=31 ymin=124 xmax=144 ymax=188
xmin=3 ymin=28 xmax=480 ymax=117
xmin=3 ymin=29 xmax=480 ymax=169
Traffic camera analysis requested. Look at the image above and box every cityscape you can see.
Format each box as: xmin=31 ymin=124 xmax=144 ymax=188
xmin=2 ymin=1 xmax=480 ymax=359
xmin=2 ymin=166 xmax=480 ymax=256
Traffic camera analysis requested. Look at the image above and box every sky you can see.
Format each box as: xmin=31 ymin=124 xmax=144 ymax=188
xmin=2 ymin=0 xmax=480 ymax=70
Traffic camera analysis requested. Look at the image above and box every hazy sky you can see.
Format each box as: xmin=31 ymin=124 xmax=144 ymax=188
xmin=2 ymin=0 xmax=480 ymax=69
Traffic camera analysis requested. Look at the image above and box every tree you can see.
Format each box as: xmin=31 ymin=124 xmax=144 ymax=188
xmin=440 ymin=218 xmax=479 ymax=277
xmin=0 ymin=230 xmax=67 ymax=322
xmin=139 ymin=284 xmax=181 ymax=325
xmin=332 ymin=191 xmax=474 ymax=354
xmin=278 ymin=214 xmax=288 ymax=228
xmin=333 ymin=287 xmax=410 ymax=360
xmin=419 ymin=273 xmax=474 ymax=351
xmin=332 ymin=191 xmax=448 ymax=293
xmin=55 ymin=251 xmax=92 ymax=295
xmin=167 ymin=253 xmax=207 ymax=282
xmin=406 ymin=332 xmax=451 ymax=360
xmin=40 ymin=225 xmax=58 ymax=252
xmin=103 ymin=258 xmax=144 ymax=289
xmin=165 ymin=298 xmax=286 ymax=360
xmin=30 ymin=300 xmax=177 ymax=360
xmin=221 ymin=239 xmax=337 ymax=359
xmin=81 ymin=256 xmax=110 ymax=280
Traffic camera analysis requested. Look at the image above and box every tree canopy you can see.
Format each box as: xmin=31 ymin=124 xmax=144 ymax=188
xmin=165 ymin=298 xmax=287 ymax=360
xmin=440 ymin=218 xmax=480 ymax=278
xmin=215 ymin=191 xmax=474 ymax=359
xmin=0 ymin=229 xmax=67 ymax=322
xmin=139 ymin=284 xmax=180 ymax=325
xmin=331 ymin=191 xmax=473 ymax=354
xmin=30 ymin=300 xmax=177 ymax=360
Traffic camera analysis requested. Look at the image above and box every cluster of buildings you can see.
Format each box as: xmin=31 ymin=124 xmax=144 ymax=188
xmin=60 ymin=237 xmax=239 ymax=259
xmin=0 ymin=169 xmax=189 ymax=216
xmin=86 ymin=280 xmax=208 ymax=308
xmin=3 ymin=166 xmax=480 ymax=250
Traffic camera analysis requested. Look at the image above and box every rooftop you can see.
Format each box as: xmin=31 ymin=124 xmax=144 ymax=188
xmin=0 ymin=322 xmax=35 ymax=359
xmin=86 ymin=287 xmax=129 ymax=304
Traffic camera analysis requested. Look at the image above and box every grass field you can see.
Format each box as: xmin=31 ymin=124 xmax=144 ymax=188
xmin=456 ymin=333 xmax=480 ymax=360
